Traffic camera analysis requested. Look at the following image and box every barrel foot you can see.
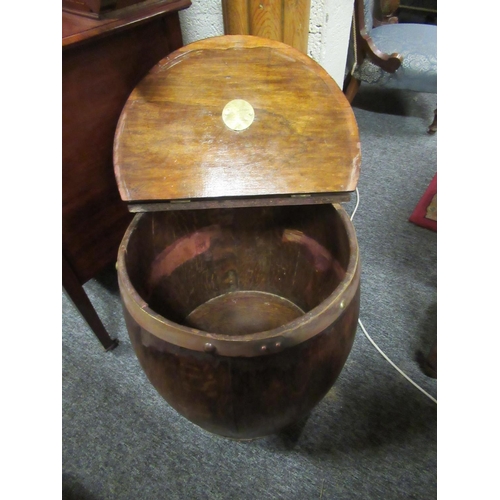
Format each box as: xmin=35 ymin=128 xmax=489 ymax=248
xmin=104 ymin=338 xmax=120 ymax=352
xmin=277 ymin=413 xmax=311 ymax=445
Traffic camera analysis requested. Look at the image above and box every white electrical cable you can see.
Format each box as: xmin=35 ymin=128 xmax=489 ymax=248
xmin=358 ymin=319 xmax=437 ymax=404
xmin=350 ymin=187 xmax=437 ymax=405
xmin=351 ymin=187 xmax=361 ymax=220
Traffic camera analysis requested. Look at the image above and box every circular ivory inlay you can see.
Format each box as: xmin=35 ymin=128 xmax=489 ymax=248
xmin=222 ymin=99 xmax=255 ymax=131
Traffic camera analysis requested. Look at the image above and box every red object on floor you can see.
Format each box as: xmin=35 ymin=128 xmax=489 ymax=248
xmin=409 ymin=174 xmax=437 ymax=232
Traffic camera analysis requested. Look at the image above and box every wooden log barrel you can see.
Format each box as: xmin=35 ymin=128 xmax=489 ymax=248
xmin=113 ymin=36 xmax=361 ymax=439
xmin=117 ymin=204 xmax=359 ymax=439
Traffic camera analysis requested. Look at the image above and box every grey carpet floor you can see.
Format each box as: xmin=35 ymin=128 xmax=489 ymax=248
xmin=63 ymin=85 xmax=437 ymax=500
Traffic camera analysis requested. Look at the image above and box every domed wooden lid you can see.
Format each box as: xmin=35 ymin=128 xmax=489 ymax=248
xmin=114 ymin=35 xmax=360 ymax=211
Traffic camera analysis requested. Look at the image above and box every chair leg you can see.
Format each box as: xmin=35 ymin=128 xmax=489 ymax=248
xmin=343 ymin=75 xmax=361 ymax=104
xmin=427 ymin=108 xmax=437 ymax=134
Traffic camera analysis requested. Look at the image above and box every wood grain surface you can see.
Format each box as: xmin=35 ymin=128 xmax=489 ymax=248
xmin=114 ymin=35 xmax=360 ymax=206
xmin=118 ymin=203 xmax=360 ymax=438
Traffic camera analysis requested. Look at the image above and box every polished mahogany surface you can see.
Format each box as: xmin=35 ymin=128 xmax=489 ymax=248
xmin=62 ymin=0 xmax=190 ymax=46
xmin=62 ymin=1 xmax=190 ymax=348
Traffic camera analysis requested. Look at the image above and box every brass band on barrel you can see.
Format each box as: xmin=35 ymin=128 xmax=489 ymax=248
xmin=116 ymin=206 xmax=359 ymax=358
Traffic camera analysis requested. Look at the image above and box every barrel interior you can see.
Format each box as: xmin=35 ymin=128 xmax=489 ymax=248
xmin=124 ymin=204 xmax=351 ymax=335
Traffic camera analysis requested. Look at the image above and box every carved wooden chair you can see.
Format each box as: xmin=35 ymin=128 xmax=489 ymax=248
xmin=344 ymin=0 xmax=437 ymax=133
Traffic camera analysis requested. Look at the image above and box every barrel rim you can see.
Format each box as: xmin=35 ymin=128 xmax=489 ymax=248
xmin=117 ymin=204 xmax=360 ymax=357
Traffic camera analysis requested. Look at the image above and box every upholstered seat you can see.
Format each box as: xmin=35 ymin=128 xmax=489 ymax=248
xmin=345 ymin=0 xmax=437 ymax=132
xmin=352 ymin=23 xmax=436 ymax=92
